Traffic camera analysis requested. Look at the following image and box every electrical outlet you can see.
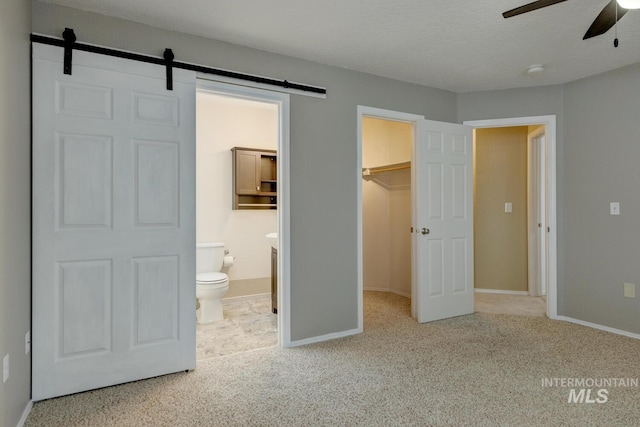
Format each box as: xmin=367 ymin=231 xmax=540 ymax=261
xmin=25 ymin=331 xmax=31 ymax=355
xmin=623 ymin=283 xmax=636 ymax=299
xmin=505 ymin=202 xmax=512 ymax=213
xmin=3 ymin=354 xmax=9 ymax=383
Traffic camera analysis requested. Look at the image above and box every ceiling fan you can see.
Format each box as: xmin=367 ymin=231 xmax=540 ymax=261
xmin=503 ymin=0 xmax=640 ymax=45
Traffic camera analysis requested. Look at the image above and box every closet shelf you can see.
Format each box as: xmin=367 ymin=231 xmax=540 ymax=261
xmin=362 ymin=161 xmax=411 ymax=176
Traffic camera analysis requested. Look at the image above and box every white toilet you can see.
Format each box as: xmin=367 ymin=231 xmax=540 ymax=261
xmin=196 ymin=243 xmax=230 ymax=324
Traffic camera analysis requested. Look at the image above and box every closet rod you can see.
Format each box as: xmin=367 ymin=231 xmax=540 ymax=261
xmin=30 ymin=31 xmax=327 ymax=95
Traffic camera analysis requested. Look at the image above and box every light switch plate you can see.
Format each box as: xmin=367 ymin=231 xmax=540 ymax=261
xmin=610 ymin=202 xmax=620 ymax=215
xmin=505 ymin=202 xmax=512 ymax=213
xmin=623 ymin=283 xmax=636 ymax=299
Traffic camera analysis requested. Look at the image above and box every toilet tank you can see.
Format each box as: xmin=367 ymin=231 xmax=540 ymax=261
xmin=196 ymin=243 xmax=225 ymax=274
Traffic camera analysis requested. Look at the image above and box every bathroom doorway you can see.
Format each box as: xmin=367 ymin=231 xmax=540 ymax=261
xmin=195 ymin=79 xmax=290 ymax=358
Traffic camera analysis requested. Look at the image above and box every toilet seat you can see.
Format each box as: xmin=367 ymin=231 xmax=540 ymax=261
xmin=196 ymin=272 xmax=228 ymax=284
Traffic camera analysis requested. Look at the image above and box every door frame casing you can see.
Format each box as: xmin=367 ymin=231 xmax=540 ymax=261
xmin=464 ymin=116 xmax=558 ymax=319
xmin=357 ymin=106 xmax=424 ymax=327
xmin=197 ymin=78 xmax=292 ymax=347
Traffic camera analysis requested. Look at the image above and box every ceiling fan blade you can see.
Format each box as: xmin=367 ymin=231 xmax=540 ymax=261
xmin=583 ymin=0 xmax=629 ymax=39
xmin=503 ymin=0 xmax=569 ymax=18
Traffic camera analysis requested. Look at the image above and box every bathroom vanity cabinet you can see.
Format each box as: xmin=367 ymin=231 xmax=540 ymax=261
xmin=271 ymin=247 xmax=278 ymax=314
xmin=231 ymin=147 xmax=277 ymax=210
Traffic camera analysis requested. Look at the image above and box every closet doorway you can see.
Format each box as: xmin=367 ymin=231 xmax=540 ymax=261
xmin=360 ymin=112 xmax=417 ymax=323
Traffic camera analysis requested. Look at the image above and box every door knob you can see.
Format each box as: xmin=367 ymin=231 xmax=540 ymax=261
xmin=421 ymin=228 xmax=430 ymax=235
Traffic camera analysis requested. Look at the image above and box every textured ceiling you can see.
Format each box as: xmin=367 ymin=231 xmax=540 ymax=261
xmin=42 ymin=0 xmax=640 ymax=93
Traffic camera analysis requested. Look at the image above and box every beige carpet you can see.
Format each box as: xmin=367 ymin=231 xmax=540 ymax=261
xmin=26 ymin=292 xmax=640 ymax=426
xmin=474 ymin=292 xmax=547 ymax=316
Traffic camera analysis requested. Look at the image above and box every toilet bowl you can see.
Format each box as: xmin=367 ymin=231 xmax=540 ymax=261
xmin=196 ymin=243 xmax=230 ymax=324
xmin=196 ymin=272 xmax=229 ymax=323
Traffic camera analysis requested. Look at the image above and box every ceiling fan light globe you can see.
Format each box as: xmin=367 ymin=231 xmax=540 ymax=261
xmin=617 ymin=0 xmax=640 ymax=9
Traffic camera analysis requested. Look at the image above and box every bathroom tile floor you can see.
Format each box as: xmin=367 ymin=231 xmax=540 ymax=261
xmin=196 ymin=296 xmax=277 ymax=361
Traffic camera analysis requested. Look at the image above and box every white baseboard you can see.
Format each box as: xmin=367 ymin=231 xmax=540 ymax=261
xmin=474 ymin=288 xmax=529 ymax=296
xmin=222 ymin=292 xmax=270 ymax=303
xmin=556 ymin=316 xmax=640 ymax=341
xmin=363 ymin=287 xmax=411 ymax=298
xmin=17 ymin=400 xmax=33 ymax=427
xmin=288 ymin=328 xmax=361 ymax=348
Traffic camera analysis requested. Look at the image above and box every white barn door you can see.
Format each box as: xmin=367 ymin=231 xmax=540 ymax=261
xmin=414 ymin=119 xmax=474 ymax=323
xmin=32 ymin=44 xmax=196 ymax=400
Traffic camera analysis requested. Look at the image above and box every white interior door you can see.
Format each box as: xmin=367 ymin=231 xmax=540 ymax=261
xmin=540 ymin=132 xmax=548 ymax=297
xmin=527 ymin=129 xmax=547 ymax=297
xmin=414 ymin=119 xmax=474 ymax=323
xmin=32 ymin=44 xmax=196 ymax=400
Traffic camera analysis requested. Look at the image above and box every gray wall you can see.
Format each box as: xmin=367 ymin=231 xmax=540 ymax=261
xmin=457 ymin=85 xmax=565 ymax=123
xmin=562 ymin=63 xmax=640 ymax=333
xmin=1 ymin=0 xmax=32 ymax=425
xmin=32 ymin=1 xmax=457 ymax=341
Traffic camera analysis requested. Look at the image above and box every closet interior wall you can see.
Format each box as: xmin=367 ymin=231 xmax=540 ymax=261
xmin=362 ymin=117 xmax=412 ymax=298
